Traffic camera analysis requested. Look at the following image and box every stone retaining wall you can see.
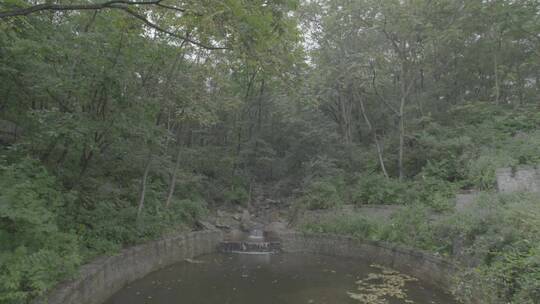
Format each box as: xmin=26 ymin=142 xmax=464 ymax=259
xmin=34 ymin=230 xmax=223 ymax=304
xmin=279 ymin=232 xmax=457 ymax=290
xmin=36 ymin=230 xmax=458 ymax=304
xmin=496 ymin=166 xmax=540 ymax=193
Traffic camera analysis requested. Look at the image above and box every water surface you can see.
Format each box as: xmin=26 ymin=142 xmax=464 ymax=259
xmin=104 ymin=253 xmax=457 ymax=304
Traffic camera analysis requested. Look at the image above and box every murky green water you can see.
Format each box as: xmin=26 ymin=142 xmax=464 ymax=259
xmin=104 ymin=253 xmax=457 ymax=304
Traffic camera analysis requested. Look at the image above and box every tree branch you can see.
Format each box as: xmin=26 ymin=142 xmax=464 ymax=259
xmin=118 ymin=7 xmax=227 ymax=50
xmin=370 ymin=62 xmax=399 ymax=116
xmin=0 ymin=0 xmax=159 ymax=17
xmin=0 ymin=0 xmax=226 ymax=50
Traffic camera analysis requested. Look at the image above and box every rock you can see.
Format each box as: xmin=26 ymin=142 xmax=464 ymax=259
xmin=196 ymin=220 xmax=218 ymax=231
xmin=184 ymin=258 xmax=206 ymax=264
xmin=214 ymin=218 xmax=234 ymax=229
xmin=240 ymin=210 xmax=253 ymax=232
xmin=264 ymin=221 xmax=287 ymax=233
xmin=264 ymin=198 xmax=280 ymax=205
xmin=211 ymin=210 xmax=241 ymax=230
xmin=264 ymin=221 xmax=288 ymax=241
xmin=226 ymin=229 xmax=247 ymax=242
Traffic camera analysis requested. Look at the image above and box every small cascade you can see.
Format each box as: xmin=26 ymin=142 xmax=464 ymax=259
xmin=220 ymin=228 xmax=281 ymax=254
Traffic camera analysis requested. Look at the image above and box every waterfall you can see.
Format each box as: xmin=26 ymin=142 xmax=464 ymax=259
xmin=220 ymin=228 xmax=281 ymax=254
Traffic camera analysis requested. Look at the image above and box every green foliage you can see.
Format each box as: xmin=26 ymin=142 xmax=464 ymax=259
xmin=411 ymin=175 xmax=458 ymax=212
xmin=440 ymin=193 xmax=540 ymax=303
xmin=302 ymin=205 xmax=437 ymax=250
xmin=303 ymin=192 xmax=540 ymax=304
xmin=0 ymin=0 xmax=539 ymax=303
xmin=302 ymin=214 xmax=376 ymax=239
xmin=0 ymin=241 xmax=80 ymax=304
xmin=466 ymin=151 xmax=518 ymax=190
xmin=505 ymin=130 xmax=540 ymax=165
xmin=0 ymin=159 xmax=81 ymax=304
xmin=375 ymin=206 xmax=437 ymax=249
xmin=296 ymin=179 xmax=344 ymax=210
xmin=223 ymin=186 xmax=250 ymax=206
xmin=293 ymin=155 xmax=346 ymax=210
xmin=412 ymin=128 xmax=473 ymax=181
xmin=351 ymin=174 xmax=411 ymax=205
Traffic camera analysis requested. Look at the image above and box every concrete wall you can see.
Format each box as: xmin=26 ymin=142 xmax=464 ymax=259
xmin=34 ymin=230 xmax=223 ymax=304
xmin=279 ymin=232 xmax=457 ymax=290
xmin=36 ymin=230 xmax=457 ymax=304
xmin=496 ymin=166 xmax=540 ymax=193
xmin=0 ymin=119 xmax=20 ymax=144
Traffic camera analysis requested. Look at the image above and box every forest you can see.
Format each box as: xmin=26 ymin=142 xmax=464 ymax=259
xmin=0 ymin=0 xmax=539 ymax=303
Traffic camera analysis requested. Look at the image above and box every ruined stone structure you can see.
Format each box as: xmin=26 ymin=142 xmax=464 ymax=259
xmin=496 ymin=166 xmax=540 ymax=193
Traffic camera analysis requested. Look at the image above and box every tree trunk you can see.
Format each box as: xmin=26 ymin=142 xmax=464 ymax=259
xmin=398 ymin=67 xmax=407 ymax=181
xmin=398 ymin=102 xmax=405 ymax=181
xmin=165 ymin=146 xmax=181 ymax=208
xmin=257 ymin=78 xmax=265 ymax=135
xmin=337 ymin=88 xmax=353 ymax=145
xmin=358 ymin=94 xmax=389 ymax=179
xmin=137 ymin=152 xmax=152 ymax=219
xmin=494 ymin=52 xmax=500 ymax=104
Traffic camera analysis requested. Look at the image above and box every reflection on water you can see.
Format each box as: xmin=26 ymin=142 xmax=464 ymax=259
xmin=103 ymin=253 xmax=457 ymax=304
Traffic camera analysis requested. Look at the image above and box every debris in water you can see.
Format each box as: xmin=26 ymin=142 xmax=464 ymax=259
xmin=185 ymin=258 xmax=206 ymax=264
xmin=347 ymin=264 xmax=418 ymax=304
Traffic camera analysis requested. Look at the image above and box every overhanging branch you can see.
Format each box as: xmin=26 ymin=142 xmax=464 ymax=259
xmin=0 ymin=0 xmax=228 ymax=50
xmin=0 ymin=0 xmax=161 ymax=18
xmin=118 ymin=7 xmax=227 ymax=50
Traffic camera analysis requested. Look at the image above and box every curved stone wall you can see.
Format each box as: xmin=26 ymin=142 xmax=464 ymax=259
xmin=35 ymin=230 xmax=457 ymax=304
xmin=33 ymin=230 xmax=223 ymax=304
xmin=278 ymin=232 xmax=457 ymax=290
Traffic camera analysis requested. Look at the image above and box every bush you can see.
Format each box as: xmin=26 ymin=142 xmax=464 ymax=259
xmin=300 ymin=205 xmax=436 ymax=250
xmin=296 ymin=179 xmax=343 ymax=210
xmin=167 ymin=198 xmax=208 ymax=225
xmin=412 ymin=176 xmax=459 ymax=211
xmin=223 ymin=186 xmax=250 ymax=206
xmin=0 ymin=240 xmax=81 ymax=304
xmin=301 ymin=191 xmax=540 ymax=304
xmin=351 ymin=174 xmax=411 ymax=205
xmin=435 ymin=192 xmax=540 ymax=303
xmin=375 ymin=206 xmax=437 ymax=249
xmin=302 ymin=215 xmax=377 ymax=238
xmin=0 ymin=158 xmax=81 ymax=303
xmin=505 ymin=130 xmax=540 ymax=165
xmin=75 ymin=195 xmax=208 ymax=257
xmin=466 ymin=151 xmax=517 ymax=190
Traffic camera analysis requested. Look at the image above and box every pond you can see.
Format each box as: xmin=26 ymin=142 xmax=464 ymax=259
xmin=103 ymin=253 xmax=457 ymax=304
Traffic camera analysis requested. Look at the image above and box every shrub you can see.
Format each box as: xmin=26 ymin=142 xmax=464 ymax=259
xmin=466 ymin=151 xmax=517 ymax=190
xmin=351 ymin=174 xmax=411 ymax=205
xmin=223 ymin=186 xmax=250 ymax=206
xmin=412 ymin=176 xmax=459 ymax=212
xmin=302 ymin=215 xmax=377 ymax=238
xmin=0 ymin=158 xmax=81 ymax=303
xmin=505 ymin=130 xmax=540 ymax=165
xmin=374 ymin=205 xmax=436 ymax=249
xmin=297 ymin=179 xmax=343 ymax=210
xmin=436 ymin=192 xmax=540 ymax=303
xmin=167 ymin=198 xmax=208 ymax=225
xmin=301 ymin=191 xmax=540 ymax=303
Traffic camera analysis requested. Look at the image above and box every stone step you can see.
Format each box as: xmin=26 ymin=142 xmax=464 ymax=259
xmin=219 ymin=241 xmax=281 ymax=254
